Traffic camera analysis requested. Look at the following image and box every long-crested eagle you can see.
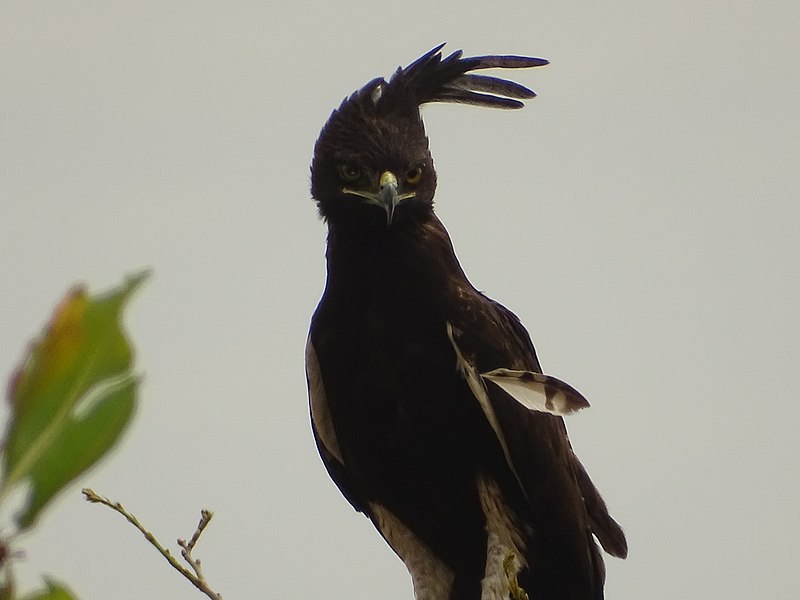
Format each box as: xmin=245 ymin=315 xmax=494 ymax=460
xmin=305 ymin=44 xmax=627 ymax=600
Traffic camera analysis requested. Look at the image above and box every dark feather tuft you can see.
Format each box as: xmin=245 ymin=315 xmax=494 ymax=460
xmin=374 ymin=44 xmax=548 ymax=113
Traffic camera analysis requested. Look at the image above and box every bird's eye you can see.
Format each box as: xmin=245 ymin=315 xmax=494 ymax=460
xmin=338 ymin=164 xmax=361 ymax=182
xmin=406 ymin=166 xmax=424 ymax=185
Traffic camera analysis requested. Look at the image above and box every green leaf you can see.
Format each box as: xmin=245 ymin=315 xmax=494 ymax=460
xmin=0 ymin=582 xmax=14 ymax=600
xmin=1 ymin=271 xmax=149 ymax=530
xmin=20 ymin=579 xmax=77 ymax=600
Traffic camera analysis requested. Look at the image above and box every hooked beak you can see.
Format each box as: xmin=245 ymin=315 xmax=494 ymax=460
xmin=378 ymin=171 xmax=400 ymax=225
xmin=342 ymin=170 xmax=416 ymax=226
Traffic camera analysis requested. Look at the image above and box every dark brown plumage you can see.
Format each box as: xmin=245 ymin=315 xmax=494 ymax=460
xmin=306 ymin=44 xmax=626 ymax=600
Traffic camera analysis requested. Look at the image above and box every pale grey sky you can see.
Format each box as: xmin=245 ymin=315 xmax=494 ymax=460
xmin=1 ymin=2 xmax=798 ymax=599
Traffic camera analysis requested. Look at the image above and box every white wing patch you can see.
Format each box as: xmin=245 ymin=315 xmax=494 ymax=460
xmin=446 ymin=322 xmax=589 ymax=418
xmin=369 ymin=502 xmax=455 ymax=600
xmin=305 ymin=336 xmax=345 ymax=465
xmin=446 ymin=321 xmax=590 ymax=503
xmin=482 ymin=369 xmax=589 ymax=415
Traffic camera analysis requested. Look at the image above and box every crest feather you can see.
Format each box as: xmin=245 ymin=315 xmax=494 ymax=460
xmin=372 ymin=43 xmax=548 ymax=113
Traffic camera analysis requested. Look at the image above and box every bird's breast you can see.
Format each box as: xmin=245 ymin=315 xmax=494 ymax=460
xmin=315 ymin=233 xmax=505 ymax=486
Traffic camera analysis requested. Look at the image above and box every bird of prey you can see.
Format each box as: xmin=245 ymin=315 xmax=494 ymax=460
xmin=306 ymin=44 xmax=627 ymax=600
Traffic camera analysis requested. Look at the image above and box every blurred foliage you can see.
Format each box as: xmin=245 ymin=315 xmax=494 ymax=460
xmin=19 ymin=580 xmax=76 ymax=600
xmin=0 ymin=272 xmax=148 ymax=599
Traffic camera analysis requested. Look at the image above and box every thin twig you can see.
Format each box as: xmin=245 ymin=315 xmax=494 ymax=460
xmin=182 ymin=509 xmax=213 ymax=553
xmin=178 ymin=510 xmax=215 ymax=589
xmin=82 ymin=488 xmax=222 ymax=600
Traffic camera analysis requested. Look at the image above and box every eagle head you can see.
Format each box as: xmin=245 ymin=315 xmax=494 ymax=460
xmin=310 ymin=44 xmax=548 ymax=227
xmin=311 ymin=78 xmax=436 ymax=227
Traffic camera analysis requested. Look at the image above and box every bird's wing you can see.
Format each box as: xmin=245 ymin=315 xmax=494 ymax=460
xmin=482 ymin=303 xmax=629 ymax=559
xmin=447 ymin=299 xmax=626 ymax=560
xmin=305 ymin=335 xmax=368 ymax=514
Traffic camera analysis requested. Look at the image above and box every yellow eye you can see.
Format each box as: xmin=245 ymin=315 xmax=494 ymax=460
xmin=406 ymin=165 xmax=424 ymax=185
xmin=338 ymin=164 xmax=361 ymax=182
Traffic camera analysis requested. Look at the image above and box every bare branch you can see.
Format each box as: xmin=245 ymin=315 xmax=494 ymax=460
xmin=83 ymin=488 xmax=223 ymax=600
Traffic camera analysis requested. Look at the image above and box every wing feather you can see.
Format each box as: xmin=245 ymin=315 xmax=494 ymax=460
xmin=482 ymin=368 xmax=590 ymax=415
xmin=305 ymin=335 xmax=368 ymax=514
xmin=446 ymin=291 xmax=626 ymax=592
